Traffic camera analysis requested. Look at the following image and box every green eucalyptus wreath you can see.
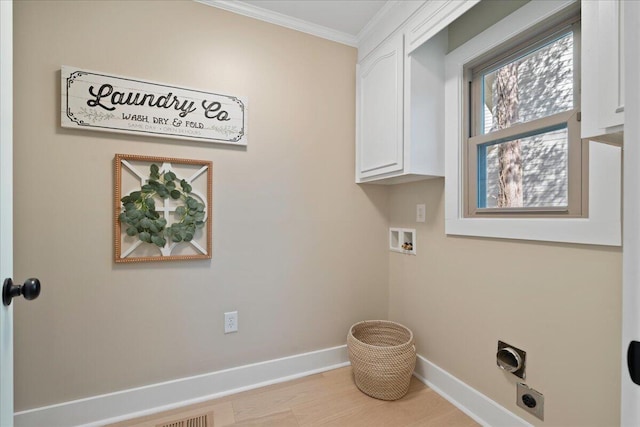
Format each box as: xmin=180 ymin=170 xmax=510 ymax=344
xmin=119 ymin=164 xmax=206 ymax=248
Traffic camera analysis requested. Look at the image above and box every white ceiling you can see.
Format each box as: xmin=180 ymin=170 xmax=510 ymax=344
xmin=240 ymin=0 xmax=388 ymax=37
xmin=202 ymin=0 xmax=391 ymax=46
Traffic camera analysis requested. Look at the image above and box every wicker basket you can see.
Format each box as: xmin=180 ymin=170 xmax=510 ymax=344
xmin=347 ymin=320 xmax=416 ymax=401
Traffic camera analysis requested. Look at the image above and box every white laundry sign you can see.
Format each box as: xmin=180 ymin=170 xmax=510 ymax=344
xmin=61 ymin=66 xmax=247 ymax=145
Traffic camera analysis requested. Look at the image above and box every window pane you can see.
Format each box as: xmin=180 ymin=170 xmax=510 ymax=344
xmin=482 ymin=32 xmax=573 ymax=134
xmin=477 ymin=126 xmax=568 ymax=208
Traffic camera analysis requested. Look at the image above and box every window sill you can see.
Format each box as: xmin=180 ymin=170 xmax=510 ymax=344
xmin=446 ymin=141 xmax=621 ymax=246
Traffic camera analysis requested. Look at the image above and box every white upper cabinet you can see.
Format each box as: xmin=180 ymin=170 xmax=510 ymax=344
xmin=582 ymin=0 xmax=625 ymax=140
xmin=356 ymin=32 xmax=404 ymax=181
xmin=402 ymin=28 xmax=447 ymax=180
xmin=355 ymin=0 xmax=478 ymax=184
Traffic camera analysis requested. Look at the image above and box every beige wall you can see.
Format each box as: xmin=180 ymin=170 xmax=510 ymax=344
xmin=416 ymin=3 xmax=620 ymax=425
xmin=12 ymin=0 xmax=389 ymax=411
xmin=388 ymin=179 xmax=621 ymax=426
xmin=13 ymin=1 xmax=623 ymax=425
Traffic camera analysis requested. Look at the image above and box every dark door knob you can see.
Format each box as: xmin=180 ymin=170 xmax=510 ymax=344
xmin=2 ymin=278 xmax=41 ymax=306
xmin=629 ymin=340 xmax=640 ymax=386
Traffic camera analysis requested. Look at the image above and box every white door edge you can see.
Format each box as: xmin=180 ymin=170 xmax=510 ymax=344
xmin=0 ymin=0 xmax=15 ymax=425
xmin=622 ymin=1 xmax=640 ymax=426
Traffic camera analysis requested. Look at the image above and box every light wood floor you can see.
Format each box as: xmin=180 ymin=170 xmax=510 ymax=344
xmin=108 ymin=367 xmax=479 ymax=427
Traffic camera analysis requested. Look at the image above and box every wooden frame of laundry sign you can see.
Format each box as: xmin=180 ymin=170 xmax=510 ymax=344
xmin=61 ymin=66 xmax=247 ymax=145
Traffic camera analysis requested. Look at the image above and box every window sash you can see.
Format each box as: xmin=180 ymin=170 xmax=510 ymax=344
xmin=470 ymin=110 xmax=572 ymax=146
xmin=466 ymin=110 xmax=586 ymax=217
xmin=469 ymin=20 xmax=581 ymax=138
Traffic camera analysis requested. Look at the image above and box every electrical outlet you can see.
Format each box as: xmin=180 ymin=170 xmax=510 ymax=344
xmin=517 ymin=383 xmax=544 ymax=420
xmin=224 ymin=311 xmax=238 ymax=334
xmin=416 ymin=204 xmax=426 ymax=222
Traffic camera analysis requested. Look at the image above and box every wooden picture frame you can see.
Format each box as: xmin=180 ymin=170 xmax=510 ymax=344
xmin=114 ymin=154 xmax=212 ymax=263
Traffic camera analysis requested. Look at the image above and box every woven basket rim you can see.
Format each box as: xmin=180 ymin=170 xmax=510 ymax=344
xmin=348 ymin=319 xmax=414 ymax=350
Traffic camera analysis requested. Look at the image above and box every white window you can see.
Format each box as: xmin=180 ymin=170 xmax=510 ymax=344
xmin=444 ymin=0 xmax=621 ymax=246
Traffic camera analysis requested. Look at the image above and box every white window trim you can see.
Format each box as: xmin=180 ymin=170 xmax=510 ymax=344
xmin=444 ymin=0 xmax=621 ymax=246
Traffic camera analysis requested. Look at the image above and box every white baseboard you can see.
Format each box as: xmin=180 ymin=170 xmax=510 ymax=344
xmin=413 ymin=354 xmax=533 ymax=427
xmin=15 ymin=348 xmax=531 ymax=427
xmin=14 ymin=345 xmax=350 ymax=427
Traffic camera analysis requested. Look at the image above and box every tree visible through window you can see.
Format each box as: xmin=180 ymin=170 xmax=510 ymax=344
xmin=492 ymin=63 xmax=522 ymax=207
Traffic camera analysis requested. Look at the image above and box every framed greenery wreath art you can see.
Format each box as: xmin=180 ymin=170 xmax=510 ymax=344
xmin=114 ymin=154 xmax=212 ymax=263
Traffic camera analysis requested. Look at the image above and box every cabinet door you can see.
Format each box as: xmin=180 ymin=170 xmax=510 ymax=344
xmin=582 ymin=0 xmax=624 ymax=139
xmin=356 ymin=33 xmax=404 ymax=180
xmin=598 ymin=0 xmax=625 ymax=129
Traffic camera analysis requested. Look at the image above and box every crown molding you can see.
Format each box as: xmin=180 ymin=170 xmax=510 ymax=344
xmin=196 ymin=0 xmax=360 ymax=47
xmin=356 ymin=0 xmax=399 ymax=43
